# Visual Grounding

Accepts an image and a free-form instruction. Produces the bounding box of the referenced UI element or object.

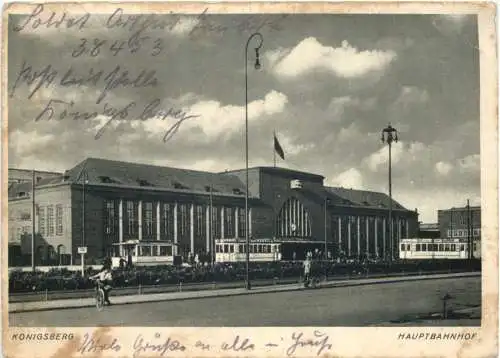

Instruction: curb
[9,272,480,313]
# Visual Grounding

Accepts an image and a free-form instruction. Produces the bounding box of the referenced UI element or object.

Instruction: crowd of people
[8,258,479,294]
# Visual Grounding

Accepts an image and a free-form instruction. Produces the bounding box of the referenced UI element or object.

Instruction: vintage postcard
[2,1,498,357]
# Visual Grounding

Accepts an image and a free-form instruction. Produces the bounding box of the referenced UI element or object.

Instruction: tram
[109,238,282,267]
[399,238,481,259]
[110,240,174,267]
[215,239,282,262]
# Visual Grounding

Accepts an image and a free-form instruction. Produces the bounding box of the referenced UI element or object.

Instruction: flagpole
[273,131,276,167]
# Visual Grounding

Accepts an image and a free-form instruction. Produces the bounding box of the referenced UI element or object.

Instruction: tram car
[109,239,283,267]
[110,240,175,267]
[399,237,481,260]
[215,239,282,262]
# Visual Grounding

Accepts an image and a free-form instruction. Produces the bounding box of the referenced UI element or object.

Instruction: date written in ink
[72,35,164,58]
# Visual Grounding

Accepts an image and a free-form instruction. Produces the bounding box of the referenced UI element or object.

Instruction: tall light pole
[324,196,328,260]
[209,177,214,266]
[31,170,36,272]
[245,32,263,290]
[79,166,89,275]
[381,123,398,261]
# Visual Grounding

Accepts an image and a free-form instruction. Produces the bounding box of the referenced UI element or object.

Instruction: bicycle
[90,278,105,311]
[304,275,321,289]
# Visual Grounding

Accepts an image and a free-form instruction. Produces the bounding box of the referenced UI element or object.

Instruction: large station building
[8,158,419,266]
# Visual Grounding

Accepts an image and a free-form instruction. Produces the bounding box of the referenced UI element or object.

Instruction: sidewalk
[9,272,479,313]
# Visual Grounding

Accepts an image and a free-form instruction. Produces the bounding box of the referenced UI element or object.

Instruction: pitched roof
[63,157,247,195]
[8,175,66,199]
[224,166,324,181]
[325,186,409,211]
[9,168,61,180]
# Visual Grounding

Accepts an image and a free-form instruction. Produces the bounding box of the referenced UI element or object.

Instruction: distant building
[8,157,419,266]
[400,206,481,260]
[8,168,61,185]
[418,222,440,239]
[438,205,481,257]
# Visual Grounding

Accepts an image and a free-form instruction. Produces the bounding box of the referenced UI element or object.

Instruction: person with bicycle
[90,258,113,306]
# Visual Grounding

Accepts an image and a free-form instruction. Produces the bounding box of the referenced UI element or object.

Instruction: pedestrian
[303,257,311,285]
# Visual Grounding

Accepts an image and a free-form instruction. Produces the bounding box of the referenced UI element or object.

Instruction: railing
[9,268,479,303]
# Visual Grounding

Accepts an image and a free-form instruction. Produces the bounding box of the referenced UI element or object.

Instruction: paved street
[10,276,480,327]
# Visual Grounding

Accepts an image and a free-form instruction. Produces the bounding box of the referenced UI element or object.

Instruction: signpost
[78,246,87,275]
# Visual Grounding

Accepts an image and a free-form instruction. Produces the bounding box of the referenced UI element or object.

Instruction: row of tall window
[331,215,408,256]
[447,228,481,238]
[447,210,481,226]
[104,200,248,240]
[275,197,312,237]
[38,205,64,237]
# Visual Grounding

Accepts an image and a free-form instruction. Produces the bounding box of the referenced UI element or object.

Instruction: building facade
[8,158,419,266]
[418,223,440,239]
[438,205,481,258]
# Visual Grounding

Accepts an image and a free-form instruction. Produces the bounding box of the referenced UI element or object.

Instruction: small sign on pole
[78,247,87,275]
[78,247,87,254]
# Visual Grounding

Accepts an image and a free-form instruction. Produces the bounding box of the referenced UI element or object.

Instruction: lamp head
[254,48,261,70]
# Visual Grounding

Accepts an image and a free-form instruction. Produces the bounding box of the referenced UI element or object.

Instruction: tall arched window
[276,197,312,238]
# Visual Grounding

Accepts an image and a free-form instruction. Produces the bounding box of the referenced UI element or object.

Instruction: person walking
[303,257,311,285]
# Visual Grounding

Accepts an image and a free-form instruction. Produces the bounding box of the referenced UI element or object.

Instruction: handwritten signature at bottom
[34,97,200,142]
[286,331,333,357]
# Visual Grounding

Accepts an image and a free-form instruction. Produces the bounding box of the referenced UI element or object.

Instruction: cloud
[330,168,364,189]
[397,188,481,223]
[364,141,404,172]
[118,90,288,140]
[432,14,472,35]
[10,129,55,157]
[327,96,377,122]
[458,154,480,172]
[266,37,396,79]
[274,133,315,156]
[435,161,453,176]
[394,86,429,106]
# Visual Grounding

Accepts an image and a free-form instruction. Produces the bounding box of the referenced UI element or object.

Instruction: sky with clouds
[7,9,480,223]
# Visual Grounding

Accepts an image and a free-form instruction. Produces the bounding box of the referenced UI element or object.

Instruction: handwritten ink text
[13,4,90,33]
[286,331,332,357]
[77,333,121,355]
[10,62,159,104]
[132,333,186,358]
[221,335,255,352]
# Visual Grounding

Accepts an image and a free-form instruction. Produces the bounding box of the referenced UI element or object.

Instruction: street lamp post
[324,197,328,260]
[381,123,399,261]
[31,170,36,272]
[81,169,87,275]
[245,32,263,290]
